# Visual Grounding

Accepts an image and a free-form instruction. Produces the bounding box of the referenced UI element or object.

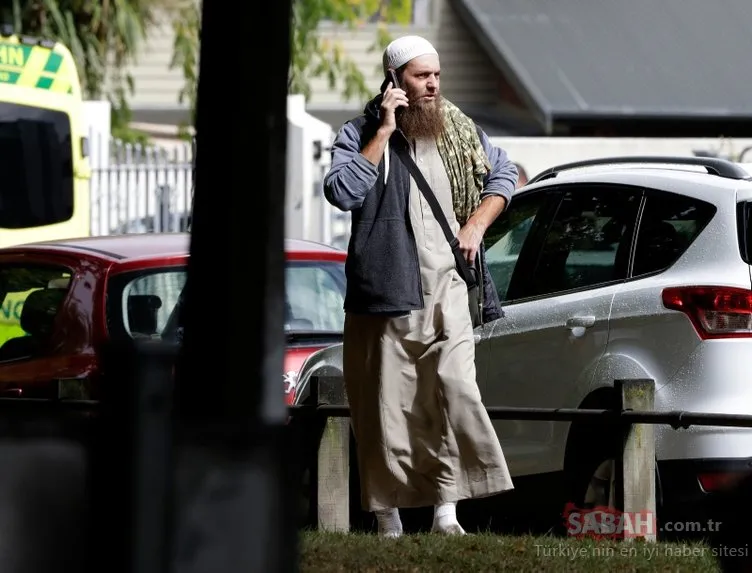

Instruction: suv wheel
[568,445,622,510]
[582,458,619,508]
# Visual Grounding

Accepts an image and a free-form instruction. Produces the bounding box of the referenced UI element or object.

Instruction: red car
[282,239,347,403]
[0,233,346,403]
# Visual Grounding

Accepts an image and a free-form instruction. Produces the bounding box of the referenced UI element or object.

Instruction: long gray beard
[399,96,444,139]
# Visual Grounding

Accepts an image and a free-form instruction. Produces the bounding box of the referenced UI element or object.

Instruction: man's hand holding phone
[380,69,409,136]
[361,69,409,166]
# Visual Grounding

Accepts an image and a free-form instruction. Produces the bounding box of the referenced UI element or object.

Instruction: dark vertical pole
[170,0,294,571]
[89,341,177,573]
[0,407,88,573]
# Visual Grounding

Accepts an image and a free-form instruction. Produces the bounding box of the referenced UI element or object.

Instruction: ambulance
[0,30,91,344]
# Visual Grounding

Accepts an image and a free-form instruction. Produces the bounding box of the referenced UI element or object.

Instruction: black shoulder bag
[393,139,483,328]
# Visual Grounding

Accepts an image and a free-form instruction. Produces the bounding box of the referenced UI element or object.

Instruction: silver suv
[295,156,752,529]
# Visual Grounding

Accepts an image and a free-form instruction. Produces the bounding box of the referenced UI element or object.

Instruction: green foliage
[289,0,413,102]
[167,0,414,127]
[110,103,150,145]
[170,0,199,137]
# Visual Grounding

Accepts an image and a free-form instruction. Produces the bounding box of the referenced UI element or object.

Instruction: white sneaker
[432,502,466,535]
[431,518,466,535]
[380,530,402,539]
[375,508,403,538]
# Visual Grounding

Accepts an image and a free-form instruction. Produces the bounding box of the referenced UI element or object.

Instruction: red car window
[285,260,345,333]
[0,263,72,361]
[107,267,187,341]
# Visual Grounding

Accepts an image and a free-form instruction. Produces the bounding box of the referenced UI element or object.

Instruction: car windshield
[285,260,346,333]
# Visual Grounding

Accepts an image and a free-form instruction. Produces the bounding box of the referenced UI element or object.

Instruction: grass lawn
[298,530,730,572]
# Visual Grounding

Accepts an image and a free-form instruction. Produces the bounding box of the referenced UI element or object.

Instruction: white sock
[434,501,457,521]
[432,502,466,534]
[375,508,402,537]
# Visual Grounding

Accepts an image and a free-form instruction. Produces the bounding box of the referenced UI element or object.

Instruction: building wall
[119,13,187,111]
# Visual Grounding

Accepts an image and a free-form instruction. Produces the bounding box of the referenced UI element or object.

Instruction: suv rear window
[739,202,752,264]
[632,192,716,277]
[0,264,72,361]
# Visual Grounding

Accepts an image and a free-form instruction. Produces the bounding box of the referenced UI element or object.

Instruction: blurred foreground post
[169,0,295,572]
[0,402,88,573]
[89,341,177,573]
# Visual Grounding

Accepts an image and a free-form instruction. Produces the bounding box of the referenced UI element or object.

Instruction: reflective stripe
[0,43,71,92]
[16,46,46,87]
[43,52,62,74]
[50,74,70,94]
[0,71,19,84]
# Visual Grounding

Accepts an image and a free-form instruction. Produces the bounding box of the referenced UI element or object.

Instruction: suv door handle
[566,315,596,328]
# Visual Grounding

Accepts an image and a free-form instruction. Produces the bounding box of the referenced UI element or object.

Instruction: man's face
[400,54,440,110]
[397,54,443,139]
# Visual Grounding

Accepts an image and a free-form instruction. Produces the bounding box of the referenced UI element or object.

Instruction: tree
[169,0,414,134]
[169,0,200,137]
[288,0,412,101]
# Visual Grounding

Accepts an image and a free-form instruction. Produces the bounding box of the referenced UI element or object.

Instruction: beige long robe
[343,136,514,512]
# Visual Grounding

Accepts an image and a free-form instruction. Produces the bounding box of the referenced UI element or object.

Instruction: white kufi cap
[382,35,438,75]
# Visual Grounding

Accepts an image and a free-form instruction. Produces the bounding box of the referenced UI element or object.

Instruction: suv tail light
[697,471,749,493]
[662,286,752,339]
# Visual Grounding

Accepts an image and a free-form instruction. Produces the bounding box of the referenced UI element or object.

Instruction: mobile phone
[385,68,404,119]
[387,68,400,90]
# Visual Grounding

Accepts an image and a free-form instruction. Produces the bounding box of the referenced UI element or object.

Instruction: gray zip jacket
[323,96,518,316]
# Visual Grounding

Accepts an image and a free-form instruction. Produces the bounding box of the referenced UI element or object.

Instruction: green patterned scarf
[436,99,491,226]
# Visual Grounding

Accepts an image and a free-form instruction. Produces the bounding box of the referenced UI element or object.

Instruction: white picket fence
[88,96,345,245]
[89,134,194,237]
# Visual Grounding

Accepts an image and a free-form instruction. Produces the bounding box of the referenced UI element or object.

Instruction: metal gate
[90,136,194,237]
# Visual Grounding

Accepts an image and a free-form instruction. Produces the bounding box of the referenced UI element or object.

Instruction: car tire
[561,427,663,539]
[558,424,623,537]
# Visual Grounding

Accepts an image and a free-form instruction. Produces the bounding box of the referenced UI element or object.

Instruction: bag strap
[392,134,478,288]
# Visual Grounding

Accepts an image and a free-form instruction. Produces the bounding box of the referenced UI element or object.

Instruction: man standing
[323,35,517,537]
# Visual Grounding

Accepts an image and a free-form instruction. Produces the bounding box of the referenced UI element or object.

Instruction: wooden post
[617,379,657,542]
[315,375,350,532]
